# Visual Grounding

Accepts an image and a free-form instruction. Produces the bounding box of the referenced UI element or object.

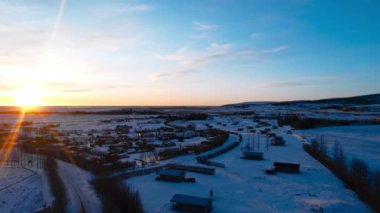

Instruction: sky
[0,0,379,106]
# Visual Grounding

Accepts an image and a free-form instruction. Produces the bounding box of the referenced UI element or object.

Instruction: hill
[225,93,380,107]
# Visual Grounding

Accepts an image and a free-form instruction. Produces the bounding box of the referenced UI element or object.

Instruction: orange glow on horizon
[11,87,45,109]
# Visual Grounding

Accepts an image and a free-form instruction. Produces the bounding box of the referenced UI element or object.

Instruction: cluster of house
[30,120,220,170]
[155,167,214,212]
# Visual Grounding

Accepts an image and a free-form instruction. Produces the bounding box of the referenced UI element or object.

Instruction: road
[57,160,102,213]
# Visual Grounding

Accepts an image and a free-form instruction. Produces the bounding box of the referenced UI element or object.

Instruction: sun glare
[12,87,44,109]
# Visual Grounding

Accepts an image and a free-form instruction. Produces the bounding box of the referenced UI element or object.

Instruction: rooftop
[157,169,185,177]
[170,194,212,207]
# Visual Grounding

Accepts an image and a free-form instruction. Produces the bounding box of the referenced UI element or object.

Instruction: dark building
[168,163,215,175]
[273,162,300,173]
[241,151,264,160]
[156,170,185,182]
[171,194,212,213]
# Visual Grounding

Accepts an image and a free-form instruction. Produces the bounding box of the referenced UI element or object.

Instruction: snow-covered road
[57,160,102,213]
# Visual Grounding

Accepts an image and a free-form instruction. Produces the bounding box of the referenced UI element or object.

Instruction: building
[241,151,264,160]
[168,163,216,175]
[271,136,285,146]
[170,194,212,213]
[273,162,300,173]
[156,170,185,182]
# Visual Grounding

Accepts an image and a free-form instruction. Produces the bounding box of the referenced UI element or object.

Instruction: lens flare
[12,87,44,108]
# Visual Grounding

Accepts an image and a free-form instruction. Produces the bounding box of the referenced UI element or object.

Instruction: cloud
[158,43,287,70]
[193,21,217,31]
[151,69,199,80]
[154,73,171,79]
[188,21,216,40]
[188,33,209,40]
[0,22,53,68]
[265,78,329,88]
[42,81,130,93]
[250,33,262,39]
[92,3,155,16]
[157,43,254,69]
[83,34,135,50]
[264,45,288,53]
[117,4,155,13]
[0,2,28,14]
[177,69,198,75]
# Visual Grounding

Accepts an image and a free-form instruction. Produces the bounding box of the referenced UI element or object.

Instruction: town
[0,94,379,212]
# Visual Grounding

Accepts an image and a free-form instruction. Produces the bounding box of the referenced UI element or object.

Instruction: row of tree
[91,177,143,213]
[278,115,351,129]
[304,137,380,212]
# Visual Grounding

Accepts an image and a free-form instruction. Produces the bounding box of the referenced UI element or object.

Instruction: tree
[373,172,380,210]
[91,178,143,213]
[333,141,346,178]
[350,158,371,201]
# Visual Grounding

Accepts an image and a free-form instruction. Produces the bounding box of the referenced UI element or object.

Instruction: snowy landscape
[1,0,379,212]
[0,94,379,212]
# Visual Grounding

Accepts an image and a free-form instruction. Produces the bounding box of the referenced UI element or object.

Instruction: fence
[0,148,44,169]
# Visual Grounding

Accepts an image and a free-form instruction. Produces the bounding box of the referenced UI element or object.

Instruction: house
[273,162,300,173]
[176,130,197,139]
[140,132,156,138]
[260,128,271,134]
[170,194,212,213]
[241,151,264,160]
[271,136,285,146]
[160,141,176,147]
[156,170,186,182]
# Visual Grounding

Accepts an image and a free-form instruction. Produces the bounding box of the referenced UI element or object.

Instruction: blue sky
[0,0,379,105]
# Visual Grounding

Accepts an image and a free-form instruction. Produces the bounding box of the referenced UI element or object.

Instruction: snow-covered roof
[170,194,211,207]
[157,170,185,177]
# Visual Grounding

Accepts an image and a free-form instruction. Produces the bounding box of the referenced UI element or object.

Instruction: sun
[12,87,45,109]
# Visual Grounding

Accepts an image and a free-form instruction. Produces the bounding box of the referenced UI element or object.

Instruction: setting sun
[12,87,44,108]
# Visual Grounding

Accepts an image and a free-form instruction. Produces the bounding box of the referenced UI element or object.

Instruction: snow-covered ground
[128,128,372,212]
[0,105,378,212]
[297,125,380,170]
[0,167,53,212]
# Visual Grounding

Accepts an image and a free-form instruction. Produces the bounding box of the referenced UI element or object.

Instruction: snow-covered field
[298,125,380,170]
[128,129,372,213]
[0,167,53,212]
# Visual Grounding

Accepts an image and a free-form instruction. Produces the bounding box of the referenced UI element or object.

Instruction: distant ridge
[278,93,380,105]
[224,93,380,107]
